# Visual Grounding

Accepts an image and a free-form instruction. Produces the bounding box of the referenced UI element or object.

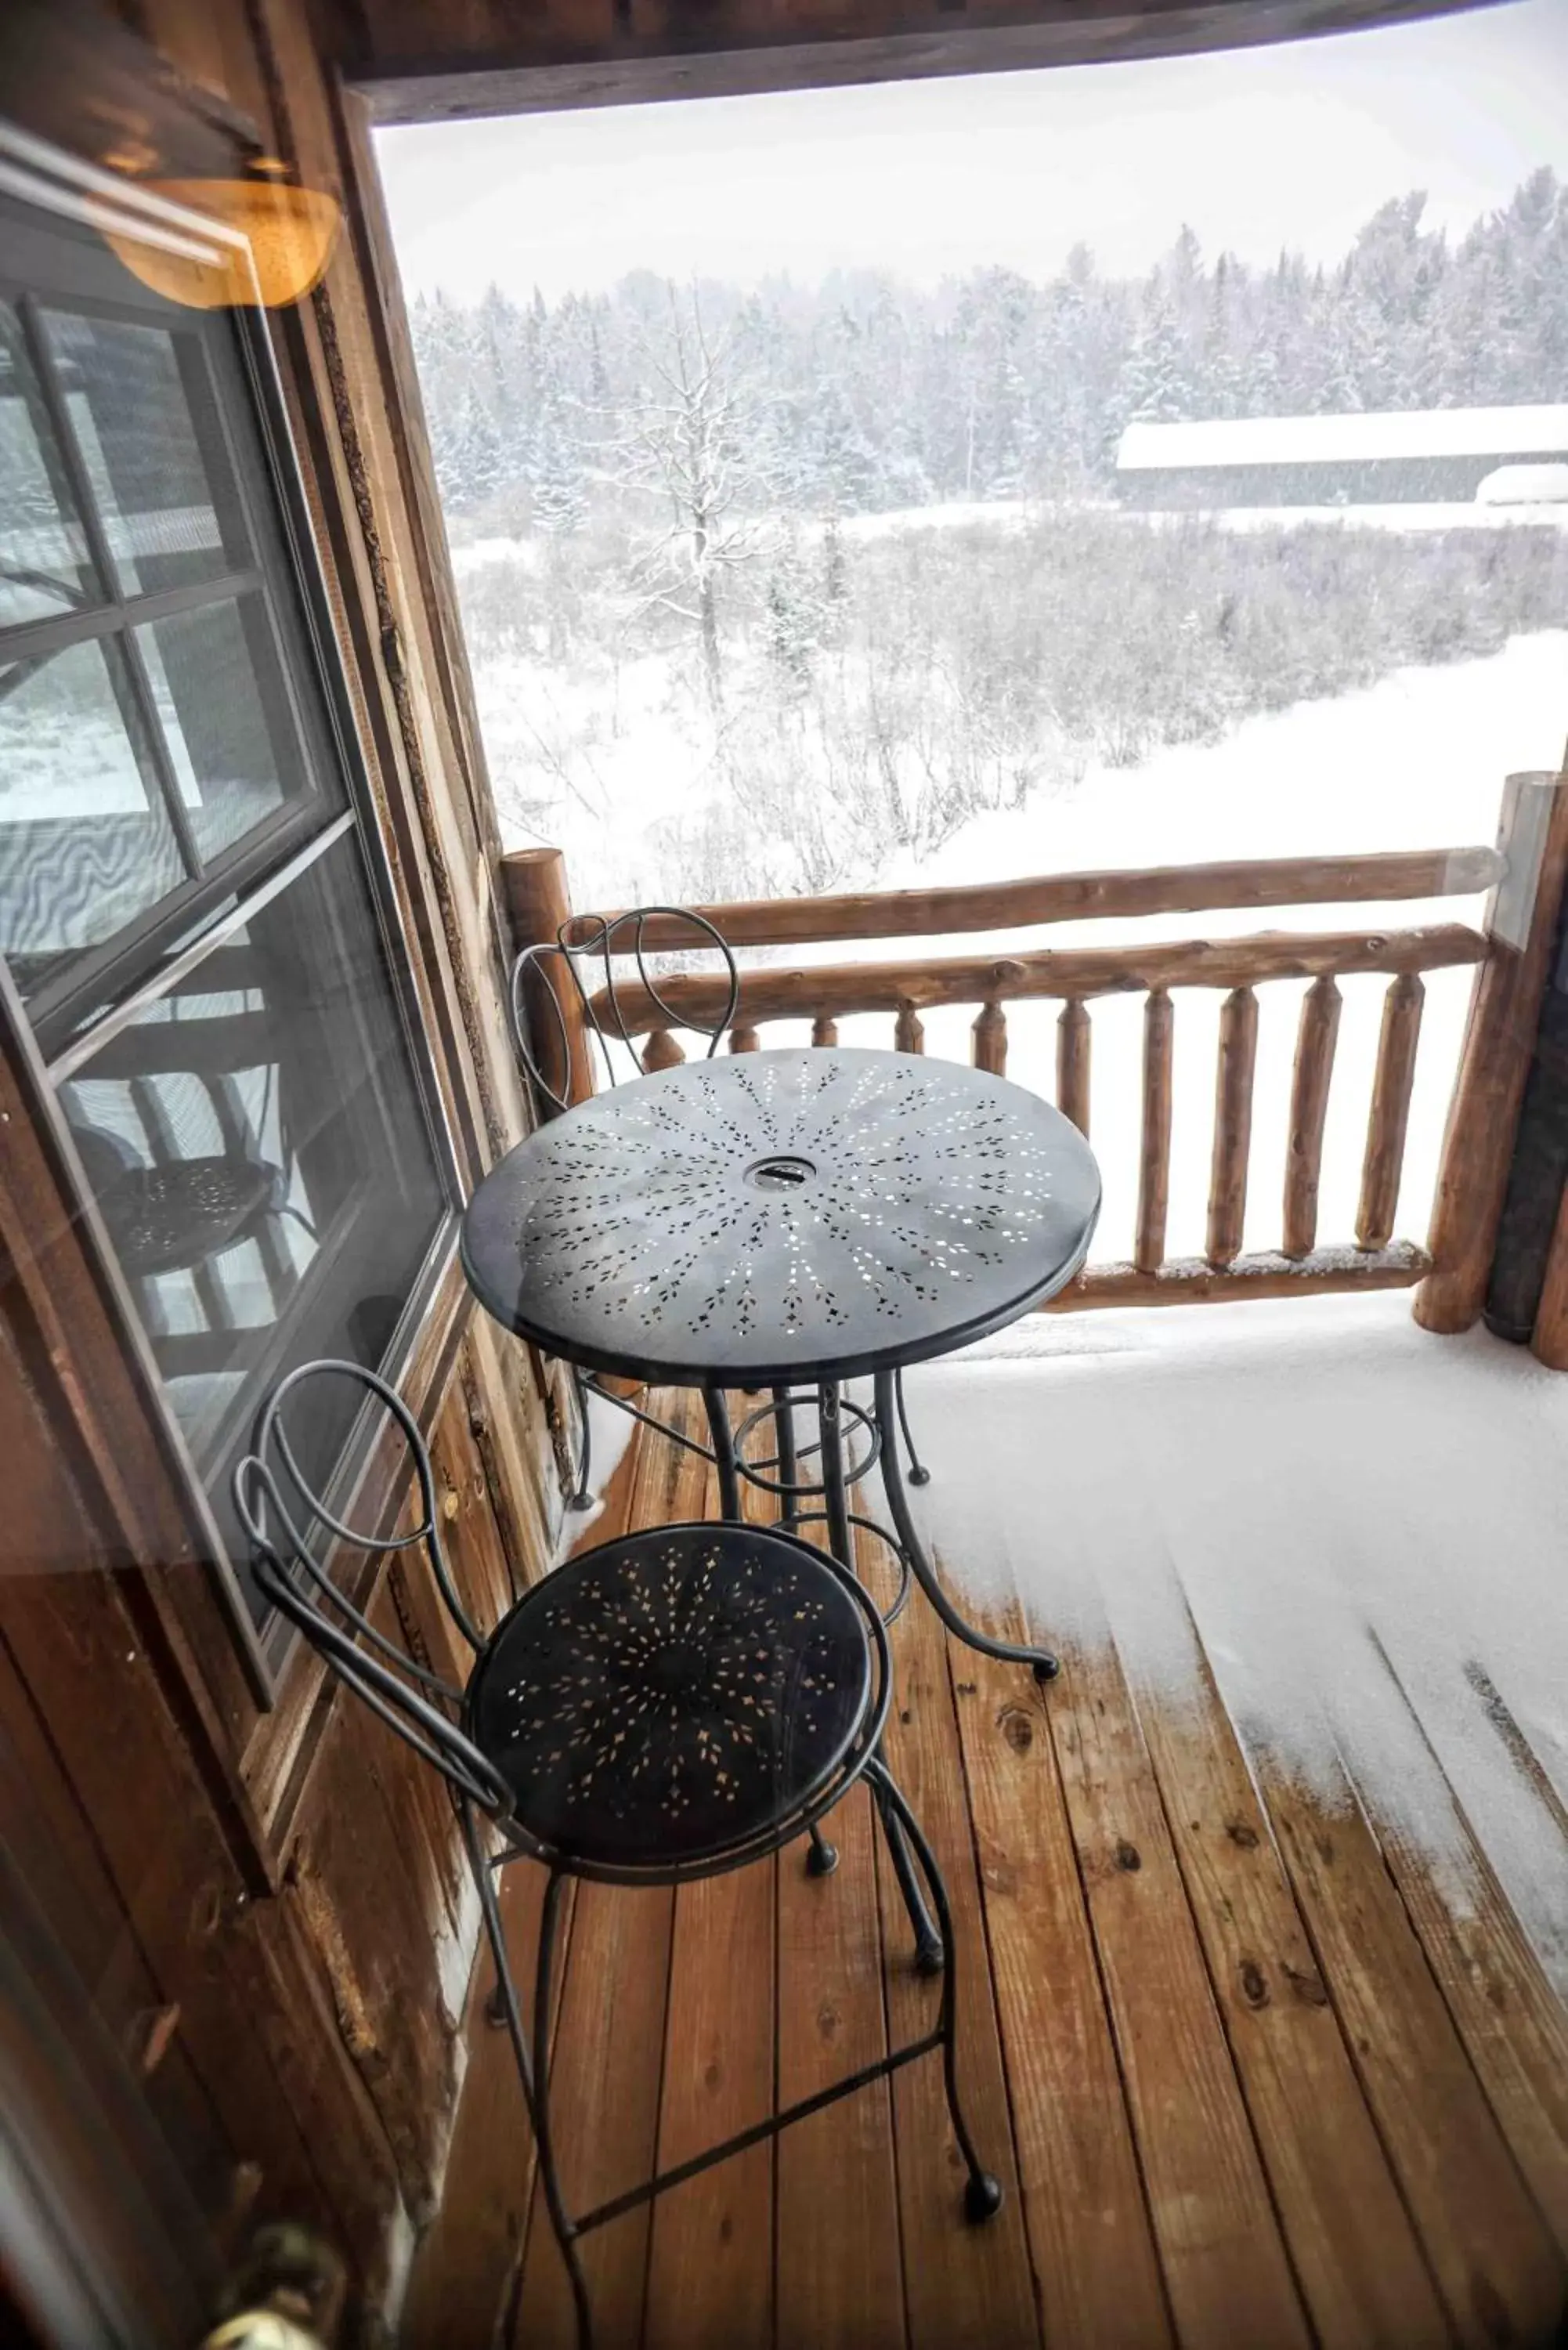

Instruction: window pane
[40,310,242,596]
[0,638,186,998]
[0,301,99,624]
[136,595,302,861]
[60,828,446,1612]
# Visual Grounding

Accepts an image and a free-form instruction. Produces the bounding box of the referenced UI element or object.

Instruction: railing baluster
[1283,975,1342,1259]
[1136,988,1173,1273]
[1207,985,1259,1268]
[971,1000,1007,1076]
[642,1030,685,1072]
[811,1014,839,1048]
[1357,973,1425,1250]
[1057,1000,1091,1136]
[894,1005,925,1054]
[729,1025,761,1054]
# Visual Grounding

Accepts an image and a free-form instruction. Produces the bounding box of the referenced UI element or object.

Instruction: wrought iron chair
[234,1360,1003,2350]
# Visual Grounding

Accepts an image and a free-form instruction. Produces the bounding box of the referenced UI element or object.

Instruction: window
[1,183,450,1620]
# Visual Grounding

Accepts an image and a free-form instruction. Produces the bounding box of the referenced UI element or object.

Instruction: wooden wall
[0,0,569,2332]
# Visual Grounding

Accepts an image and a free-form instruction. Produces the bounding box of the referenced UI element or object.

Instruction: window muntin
[2,183,452,1632]
[1,201,341,1046]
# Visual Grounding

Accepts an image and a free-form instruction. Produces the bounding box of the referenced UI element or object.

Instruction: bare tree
[601,287,778,703]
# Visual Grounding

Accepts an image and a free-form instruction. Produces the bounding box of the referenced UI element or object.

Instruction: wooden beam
[1415,771,1568,1334]
[1042,1244,1429,1311]
[1282,975,1341,1260]
[1207,986,1259,1268]
[348,1,1497,125]
[1134,989,1173,1274]
[1357,974,1424,1251]
[1056,1000,1091,1137]
[587,924,1487,1036]
[537,844,1504,955]
[1530,1179,1568,1371]
[504,845,595,1110]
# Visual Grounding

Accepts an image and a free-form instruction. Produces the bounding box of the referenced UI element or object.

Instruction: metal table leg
[822,1379,943,1970]
[873,1368,1059,1683]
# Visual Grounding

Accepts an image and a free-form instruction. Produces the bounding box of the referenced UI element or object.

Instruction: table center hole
[746,1153,818,1192]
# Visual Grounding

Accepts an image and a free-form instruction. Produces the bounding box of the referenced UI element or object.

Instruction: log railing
[502,774,1568,1336]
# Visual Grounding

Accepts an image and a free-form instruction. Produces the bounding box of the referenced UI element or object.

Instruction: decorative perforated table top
[461,1047,1101,1387]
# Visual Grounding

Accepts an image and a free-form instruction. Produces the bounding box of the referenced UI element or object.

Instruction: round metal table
[463,1047,1100,1683]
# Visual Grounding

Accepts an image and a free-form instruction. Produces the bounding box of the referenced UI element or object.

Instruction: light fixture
[103,158,341,311]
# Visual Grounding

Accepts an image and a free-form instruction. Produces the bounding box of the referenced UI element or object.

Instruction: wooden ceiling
[338,0,1496,123]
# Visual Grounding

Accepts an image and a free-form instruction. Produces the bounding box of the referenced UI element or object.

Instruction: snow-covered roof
[1117,406,1568,472]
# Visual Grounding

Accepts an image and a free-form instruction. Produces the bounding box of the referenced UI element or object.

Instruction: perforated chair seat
[466,1520,875,1873]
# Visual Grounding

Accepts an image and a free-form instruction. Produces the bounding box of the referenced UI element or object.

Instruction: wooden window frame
[0,119,465,1705]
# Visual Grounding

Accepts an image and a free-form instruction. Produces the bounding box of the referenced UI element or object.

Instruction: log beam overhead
[345,0,1494,121]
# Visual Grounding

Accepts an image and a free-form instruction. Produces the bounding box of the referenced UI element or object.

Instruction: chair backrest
[232,1359,513,1816]
[511,904,740,1118]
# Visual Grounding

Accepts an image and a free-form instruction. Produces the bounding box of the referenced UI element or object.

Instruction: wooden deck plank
[1122,1610,1450,2348]
[875,1560,1039,2350]
[514,1395,704,2350]
[776,1777,908,2350]
[642,1397,777,2350]
[1342,1639,1568,2265]
[641,1859,776,2350]
[949,1610,1172,2350]
[1045,1632,1314,2350]
[1247,1748,1566,2348]
[770,1495,905,2349]
[399,1860,548,2350]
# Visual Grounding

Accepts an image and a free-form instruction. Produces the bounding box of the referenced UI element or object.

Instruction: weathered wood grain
[587,924,1484,1036]
[1357,973,1425,1250]
[1282,975,1341,1259]
[1206,986,1259,1268]
[545,845,1503,954]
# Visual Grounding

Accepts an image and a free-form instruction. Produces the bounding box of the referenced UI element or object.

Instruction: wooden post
[1530,1179,1568,1368]
[1282,976,1342,1259]
[1136,989,1173,1274]
[811,1015,838,1048]
[971,1000,1007,1076]
[1056,1000,1091,1137]
[1207,987,1259,1268]
[894,1005,925,1055]
[1357,975,1425,1251]
[728,1025,761,1054]
[1415,770,1568,1334]
[642,1030,686,1072]
[502,846,594,1114]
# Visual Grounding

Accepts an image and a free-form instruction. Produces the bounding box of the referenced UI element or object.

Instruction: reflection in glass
[60,831,446,1606]
[40,309,240,597]
[138,597,297,861]
[0,638,187,996]
[0,302,98,625]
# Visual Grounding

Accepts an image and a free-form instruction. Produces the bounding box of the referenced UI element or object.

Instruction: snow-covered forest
[408,169,1568,909]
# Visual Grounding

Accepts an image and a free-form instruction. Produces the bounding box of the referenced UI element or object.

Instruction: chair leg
[865,1763,1003,2223]
[872,1776,945,1978]
[893,1367,931,1486]
[806,1820,840,1877]
[569,1365,595,1512]
[461,1812,594,2350]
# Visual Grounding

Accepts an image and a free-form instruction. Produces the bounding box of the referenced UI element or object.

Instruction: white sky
[376,0,1568,305]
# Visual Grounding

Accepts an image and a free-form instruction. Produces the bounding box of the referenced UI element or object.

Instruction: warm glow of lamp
[103,161,341,311]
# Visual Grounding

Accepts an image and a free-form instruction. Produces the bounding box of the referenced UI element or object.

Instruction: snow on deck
[892,1289,1568,1994]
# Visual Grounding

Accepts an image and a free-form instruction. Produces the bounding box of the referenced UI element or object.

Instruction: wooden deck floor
[403,1334,1568,2350]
